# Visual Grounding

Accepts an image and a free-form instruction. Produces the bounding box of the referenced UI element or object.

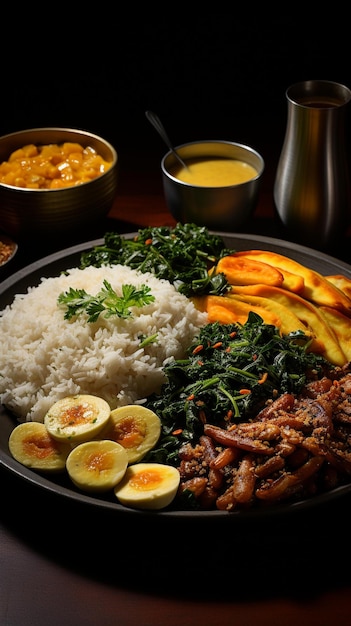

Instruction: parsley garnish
[57,280,155,323]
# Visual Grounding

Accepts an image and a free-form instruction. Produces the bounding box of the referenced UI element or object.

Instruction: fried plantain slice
[193,293,323,354]
[194,294,282,327]
[227,284,347,366]
[234,250,351,315]
[214,253,304,293]
[318,306,351,362]
[324,274,351,301]
[214,255,284,287]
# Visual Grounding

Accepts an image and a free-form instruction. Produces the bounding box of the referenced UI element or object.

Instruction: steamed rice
[0,264,208,422]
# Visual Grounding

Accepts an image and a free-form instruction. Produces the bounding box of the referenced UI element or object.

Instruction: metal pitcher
[274,80,351,250]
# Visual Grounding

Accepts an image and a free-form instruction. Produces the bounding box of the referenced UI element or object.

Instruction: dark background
[1,10,350,179]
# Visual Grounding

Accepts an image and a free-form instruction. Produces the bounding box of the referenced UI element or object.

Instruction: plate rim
[1,230,351,520]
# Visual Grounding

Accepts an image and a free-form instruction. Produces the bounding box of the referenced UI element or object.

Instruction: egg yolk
[23,434,58,459]
[129,469,163,491]
[112,417,145,448]
[60,404,95,427]
[86,451,114,472]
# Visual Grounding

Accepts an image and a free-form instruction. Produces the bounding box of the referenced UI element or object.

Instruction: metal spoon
[145,110,189,170]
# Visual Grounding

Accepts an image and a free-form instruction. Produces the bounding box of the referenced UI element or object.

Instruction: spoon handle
[145,110,188,169]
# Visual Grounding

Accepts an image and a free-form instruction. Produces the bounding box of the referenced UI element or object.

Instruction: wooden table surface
[1,149,351,626]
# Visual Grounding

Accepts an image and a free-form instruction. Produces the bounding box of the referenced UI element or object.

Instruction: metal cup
[274,80,351,250]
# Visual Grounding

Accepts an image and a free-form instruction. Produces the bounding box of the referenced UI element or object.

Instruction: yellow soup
[170,157,258,187]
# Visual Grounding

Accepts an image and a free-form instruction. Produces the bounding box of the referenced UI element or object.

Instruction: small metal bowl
[161,140,264,231]
[0,127,119,241]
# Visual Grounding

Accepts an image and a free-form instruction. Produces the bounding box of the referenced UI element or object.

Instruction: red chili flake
[187,394,195,401]
[212,342,223,349]
[252,354,258,361]
[239,389,251,395]
[229,331,237,338]
[192,345,204,355]
[258,372,268,384]
[225,409,233,420]
[145,238,153,245]
[172,428,183,436]
[225,347,231,353]
[197,360,204,366]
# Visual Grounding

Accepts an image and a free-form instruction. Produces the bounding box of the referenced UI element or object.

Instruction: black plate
[1,232,351,520]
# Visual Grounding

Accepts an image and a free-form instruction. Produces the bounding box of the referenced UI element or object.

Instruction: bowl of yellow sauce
[161,140,264,230]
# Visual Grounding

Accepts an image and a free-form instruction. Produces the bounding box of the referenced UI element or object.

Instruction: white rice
[0,264,208,422]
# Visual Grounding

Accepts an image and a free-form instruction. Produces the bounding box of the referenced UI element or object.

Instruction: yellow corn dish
[0,142,112,189]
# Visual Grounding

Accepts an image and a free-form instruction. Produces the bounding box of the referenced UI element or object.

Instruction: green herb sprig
[57,280,155,323]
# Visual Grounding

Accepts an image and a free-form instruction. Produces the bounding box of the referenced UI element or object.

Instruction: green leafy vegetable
[79,223,232,297]
[144,313,332,465]
[57,279,155,323]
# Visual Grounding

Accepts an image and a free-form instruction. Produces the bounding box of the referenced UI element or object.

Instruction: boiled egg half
[114,462,180,510]
[9,422,71,472]
[99,404,161,463]
[66,439,128,492]
[44,394,111,443]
